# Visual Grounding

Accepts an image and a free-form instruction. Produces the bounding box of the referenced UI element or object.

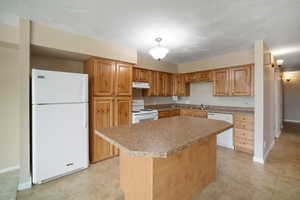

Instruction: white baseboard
[275,129,282,138]
[284,119,300,123]
[253,156,264,164]
[0,166,20,174]
[18,176,32,191]
[264,140,275,161]
[253,140,275,164]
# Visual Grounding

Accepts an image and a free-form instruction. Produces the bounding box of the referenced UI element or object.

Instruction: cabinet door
[93,59,115,96]
[114,97,132,155]
[153,71,160,96]
[139,69,150,82]
[133,67,140,82]
[158,72,165,96]
[230,65,252,96]
[91,97,114,162]
[115,62,132,96]
[166,74,173,96]
[213,69,230,96]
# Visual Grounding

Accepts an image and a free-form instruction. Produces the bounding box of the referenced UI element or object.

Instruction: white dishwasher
[208,113,234,149]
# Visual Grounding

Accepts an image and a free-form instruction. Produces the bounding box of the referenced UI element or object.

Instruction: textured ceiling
[1,0,300,66]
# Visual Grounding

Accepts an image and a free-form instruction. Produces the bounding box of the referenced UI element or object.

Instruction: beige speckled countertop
[95,116,233,158]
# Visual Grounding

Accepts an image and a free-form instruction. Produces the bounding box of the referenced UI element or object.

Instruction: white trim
[253,139,275,164]
[253,156,264,164]
[284,119,300,123]
[0,166,20,174]
[275,129,282,138]
[264,139,275,161]
[18,176,32,191]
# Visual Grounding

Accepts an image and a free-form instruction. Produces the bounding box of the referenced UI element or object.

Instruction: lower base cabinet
[158,109,207,119]
[233,113,254,154]
[91,97,131,163]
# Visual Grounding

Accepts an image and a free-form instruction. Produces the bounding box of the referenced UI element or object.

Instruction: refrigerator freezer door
[32,69,88,104]
[32,103,89,184]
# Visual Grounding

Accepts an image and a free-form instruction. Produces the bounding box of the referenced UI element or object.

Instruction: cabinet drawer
[234,128,253,139]
[235,113,254,122]
[235,121,254,131]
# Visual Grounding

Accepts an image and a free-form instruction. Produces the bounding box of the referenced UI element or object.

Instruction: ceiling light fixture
[149,38,169,61]
[277,59,284,66]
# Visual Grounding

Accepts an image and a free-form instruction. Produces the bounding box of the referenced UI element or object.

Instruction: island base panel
[120,135,216,200]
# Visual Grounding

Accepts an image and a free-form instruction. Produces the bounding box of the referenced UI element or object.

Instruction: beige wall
[0,46,20,171]
[177,49,254,73]
[31,22,137,64]
[137,52,178,73]
[31,56,84,73]
[283,71,300,122]
[0,24,18,47]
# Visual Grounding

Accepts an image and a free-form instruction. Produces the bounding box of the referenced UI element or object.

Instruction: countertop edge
[95,123,233,158]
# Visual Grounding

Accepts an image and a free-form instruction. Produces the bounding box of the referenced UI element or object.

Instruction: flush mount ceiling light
[149,38,169,61]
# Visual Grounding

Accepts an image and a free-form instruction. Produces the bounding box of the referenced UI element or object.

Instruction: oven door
[132,113,157,124]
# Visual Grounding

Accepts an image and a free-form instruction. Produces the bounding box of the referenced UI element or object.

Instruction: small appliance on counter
[132,99,158,124]
[31,69,89,184]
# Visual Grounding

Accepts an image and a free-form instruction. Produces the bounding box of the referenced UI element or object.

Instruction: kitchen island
[96,116,233,200]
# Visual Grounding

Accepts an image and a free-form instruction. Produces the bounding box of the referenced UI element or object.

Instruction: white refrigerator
[32,69,89,184]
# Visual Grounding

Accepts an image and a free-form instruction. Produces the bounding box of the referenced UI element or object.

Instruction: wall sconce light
[283,72,292,82]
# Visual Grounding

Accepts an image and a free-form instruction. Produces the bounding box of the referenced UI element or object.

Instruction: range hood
[132,82,150,89]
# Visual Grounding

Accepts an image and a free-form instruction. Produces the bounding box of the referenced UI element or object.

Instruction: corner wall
[254,40,277,163]
[0,46,20,172]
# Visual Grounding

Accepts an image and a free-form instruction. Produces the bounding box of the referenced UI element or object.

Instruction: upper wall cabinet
[85,58,133,97]
[230,64,253,96]
[213,68,230,96]
[133,67,150,82]
[185,71,213,83]
[115,62,132,96]
[91,59,116,96]
[213,64,253,97]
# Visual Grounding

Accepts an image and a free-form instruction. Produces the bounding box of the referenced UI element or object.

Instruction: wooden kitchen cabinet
[230,64,253,96]
[158,109,180,119]
[180,109,207,118]
[185,71,212,83]
[85,57,132,163]
[113,97,132,155]
[163,73,173,96]
[173,74,190,96]
[213,64,254,97]
[234,113,254,154]
[91,97,115,162]
[115,62,132,96]
[85,58,115,97]
[213,68,230,96]
[133,67,150,83]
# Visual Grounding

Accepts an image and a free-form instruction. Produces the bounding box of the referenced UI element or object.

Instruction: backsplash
[176,82,254,107]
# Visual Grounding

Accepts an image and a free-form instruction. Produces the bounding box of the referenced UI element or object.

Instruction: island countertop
[95,116,233,158]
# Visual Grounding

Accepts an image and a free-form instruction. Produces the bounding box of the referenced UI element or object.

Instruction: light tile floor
[18,123,300,200]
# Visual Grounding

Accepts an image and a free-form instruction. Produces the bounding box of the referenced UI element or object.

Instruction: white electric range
[132,100,158,124]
